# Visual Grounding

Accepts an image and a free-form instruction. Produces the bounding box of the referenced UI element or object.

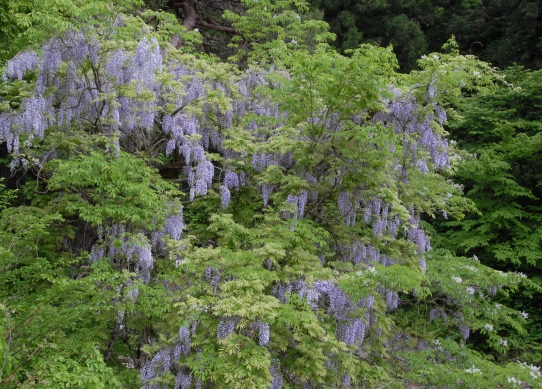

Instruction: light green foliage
[401,338,542,388]
[0,199,127,386]
[0,0,143,62]
[47,150,175,227]
[223,0,335,64]
[172,214,384,388]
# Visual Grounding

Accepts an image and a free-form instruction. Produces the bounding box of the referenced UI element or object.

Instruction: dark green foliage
[435,67,542,363]
[0,195,126,386]
[313,0,542,71]
[437,67,542,267]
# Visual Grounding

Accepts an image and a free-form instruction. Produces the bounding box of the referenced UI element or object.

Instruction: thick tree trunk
[170,0,198,49]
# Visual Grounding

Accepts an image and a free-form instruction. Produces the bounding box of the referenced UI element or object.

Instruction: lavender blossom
[271,282,292,304]
[338,319,365,345]
[487,284,498,296]
[178,326,191,356]
[224,170,239,189]
[217,317,238,340]
[313,280,351,320]
[220,185,231,208]
[385,290,399,311]
[174,372,192,389]
[261,184,273,207]
[342,374,351,388]
[297,191,308,219]
[258,321,270,346]
[252,153,266,172]
[7,51,40,80]
[164,205,184,240]
[460,325,470,340]
[41,41,63,76]
[270,362,283,389]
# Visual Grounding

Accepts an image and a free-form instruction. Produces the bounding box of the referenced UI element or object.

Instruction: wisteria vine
[0,24,469,389]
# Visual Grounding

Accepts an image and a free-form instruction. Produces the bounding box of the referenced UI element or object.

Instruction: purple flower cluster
[373,88,451,173]
[270,361,284,389]
[7,51,40,80]
[204,266,221,289]
[405,217,430,253]
[487,284,498,296]
[349,242,396,267]
[224,170,240,189]
[429,307,448,326]
[151,205,184,253]
[259,183,273,207]
[342,374,351,388]
[191,160,214,197]
[312,280,352,320]
[385,290,399,311]
[252,152,276,172]
[217,317,238,340]
[220,185,231,208]
[284,191,308,219]
[140,347,172,384]
[90,227,155,284]
[178,326,191,356]
[337,319,366,345]
[459,324,470,340]
[174,372,192,389]
[258,321,270,346]
[271,282,293,304]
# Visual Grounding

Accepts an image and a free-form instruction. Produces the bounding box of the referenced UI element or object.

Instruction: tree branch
[199,21,237,34]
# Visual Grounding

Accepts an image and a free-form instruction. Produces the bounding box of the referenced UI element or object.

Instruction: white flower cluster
[484,323,493,332]
[464,365,482,374]
[452,276,462,283]
[431,339,443,351]
[507,376,521,386]
[519,362,541,379]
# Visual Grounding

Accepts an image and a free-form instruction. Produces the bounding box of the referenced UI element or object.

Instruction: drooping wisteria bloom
[261,184,273,207]
[174,372,192,389]
[140,347,172,384]
[337,319,366,346]
[217,317,238,340]
[271,282,292,304]
[258,321,270,346]
[220,185,231,208]
[164,205,184,240]
[312,280,352,320]
[297,190,308,219]
[270,361,284,389]
[224,170,239,189]
[487,284,498,296]
[460,325,470,340]
[7,51,40,80]
[178,326,191,356]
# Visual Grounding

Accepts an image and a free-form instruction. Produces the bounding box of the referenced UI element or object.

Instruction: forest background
[0,0,542,388]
